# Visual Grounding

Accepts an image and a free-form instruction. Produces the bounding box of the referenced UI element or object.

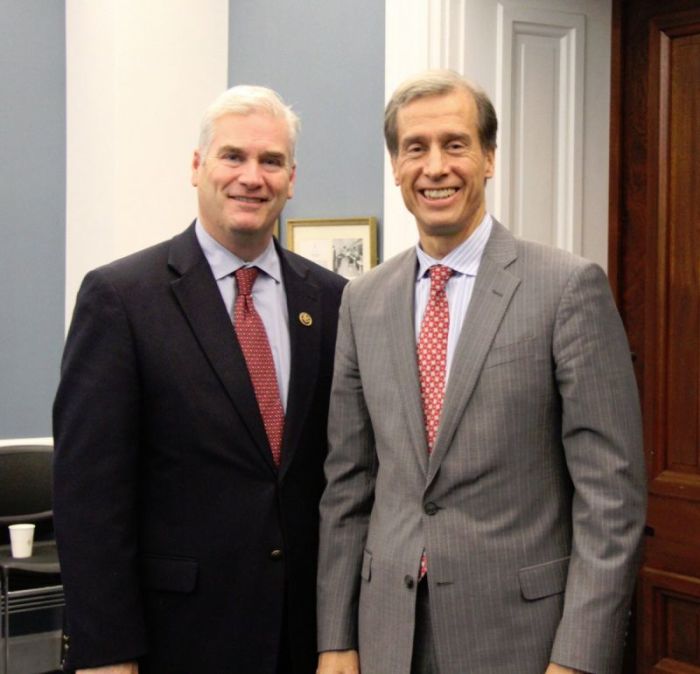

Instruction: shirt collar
[415,213,493,281]
[195,219,282,284]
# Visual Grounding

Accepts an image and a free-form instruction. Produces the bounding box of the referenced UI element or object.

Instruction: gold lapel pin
[298,312,313,327]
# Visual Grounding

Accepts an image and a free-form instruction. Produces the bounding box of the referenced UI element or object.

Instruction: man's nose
[423,147,447,178]
[238,160,263,186]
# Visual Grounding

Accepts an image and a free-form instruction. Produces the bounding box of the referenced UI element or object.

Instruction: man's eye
[447,142,466,152]
[406,144,424,155]
[221,152,243,163]
[263,157,284,167]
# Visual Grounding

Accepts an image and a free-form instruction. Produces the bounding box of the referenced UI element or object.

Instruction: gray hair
[198,84,301,162]
[384,69,497,157]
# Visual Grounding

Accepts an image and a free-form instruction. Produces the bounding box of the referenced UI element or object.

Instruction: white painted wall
[65,0,229,327]
[383,0,612,268]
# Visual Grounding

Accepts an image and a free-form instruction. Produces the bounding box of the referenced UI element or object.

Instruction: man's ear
[287,163,296,199]
[191,149,202,187]
[484,149,495,180]
[391,155,400,186]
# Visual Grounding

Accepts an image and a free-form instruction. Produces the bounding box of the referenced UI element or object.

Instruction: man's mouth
[421,188,458,200]
[229,195,268,203]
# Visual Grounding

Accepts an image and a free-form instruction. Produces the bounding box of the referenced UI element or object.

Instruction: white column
[383,0,441,260]
[65,0,229,326]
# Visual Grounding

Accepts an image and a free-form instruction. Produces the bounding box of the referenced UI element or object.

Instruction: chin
[227,221,269,236]
[421,221,465,235]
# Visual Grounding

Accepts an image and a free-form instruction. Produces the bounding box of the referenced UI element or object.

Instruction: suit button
[270,549,283,560]
[404,575,415,589]
[424,501,440,516]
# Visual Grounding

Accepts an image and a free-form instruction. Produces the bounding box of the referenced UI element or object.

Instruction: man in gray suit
[316,70,646,674]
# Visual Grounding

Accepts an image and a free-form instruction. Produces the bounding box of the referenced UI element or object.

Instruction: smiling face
[191,111,295,260]
[391,88,495,258]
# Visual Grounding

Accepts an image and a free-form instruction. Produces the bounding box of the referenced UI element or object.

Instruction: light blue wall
[0,0,66,438]
[228,0,385,257]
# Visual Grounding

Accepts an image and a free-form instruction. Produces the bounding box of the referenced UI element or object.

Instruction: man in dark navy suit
[54,85,346,674]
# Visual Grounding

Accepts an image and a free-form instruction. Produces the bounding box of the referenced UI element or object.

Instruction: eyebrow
[444,132,473,145]
[260,150,288,163]
[400,134,425,149]
[401,131,473,149]
[216,145,243,157]
[215,146,288,164]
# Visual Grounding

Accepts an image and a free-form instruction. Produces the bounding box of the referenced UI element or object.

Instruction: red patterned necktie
[417,264,453,453]
[234,267,284,466]
[416,264,453,578]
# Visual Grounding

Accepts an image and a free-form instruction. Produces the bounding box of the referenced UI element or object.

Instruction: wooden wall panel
[645,9,700,501]
[610,2,700,671]
[640,568,700,672]
[666,31,700,473]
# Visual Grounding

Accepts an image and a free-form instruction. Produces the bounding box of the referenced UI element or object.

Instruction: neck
[419,209,485,259]
[209,227,273,262]
[227,236,272,262]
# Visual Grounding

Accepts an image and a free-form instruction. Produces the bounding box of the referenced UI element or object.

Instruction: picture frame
[286,217,378,279]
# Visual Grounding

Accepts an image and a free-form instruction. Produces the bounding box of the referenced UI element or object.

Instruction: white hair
[198,84,301,161]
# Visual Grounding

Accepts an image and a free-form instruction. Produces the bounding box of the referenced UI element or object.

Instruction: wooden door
[610,0,700,671]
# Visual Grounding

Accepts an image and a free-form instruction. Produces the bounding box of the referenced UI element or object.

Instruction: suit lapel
[387,249,431,475]
[427,222,521,485]
[168,225,275,472]
[277,245,322,479]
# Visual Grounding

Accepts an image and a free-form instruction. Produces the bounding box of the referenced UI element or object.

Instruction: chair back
[0,444,54,526]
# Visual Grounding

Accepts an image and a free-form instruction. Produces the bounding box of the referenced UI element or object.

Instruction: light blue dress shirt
[195,220,290,410]
[414,213,493,382]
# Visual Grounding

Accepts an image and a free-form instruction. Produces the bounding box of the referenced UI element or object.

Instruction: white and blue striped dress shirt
[195,220,291,410]
[414,213,493,382]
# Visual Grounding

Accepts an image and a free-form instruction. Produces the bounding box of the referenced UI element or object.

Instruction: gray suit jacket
[317,221,646,674]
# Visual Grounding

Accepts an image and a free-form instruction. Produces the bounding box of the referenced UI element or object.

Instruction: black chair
[0,445,63,674]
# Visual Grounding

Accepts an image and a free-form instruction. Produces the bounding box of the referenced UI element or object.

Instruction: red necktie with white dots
[416,264,453,578]
[234,267,284,466]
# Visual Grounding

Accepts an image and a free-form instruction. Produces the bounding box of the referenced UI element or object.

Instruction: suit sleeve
[317,285,377,651]
[53,269,148,669]
[549,262,646,674]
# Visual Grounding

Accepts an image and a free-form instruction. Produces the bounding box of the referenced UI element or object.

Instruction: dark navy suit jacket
[53,223,346,673]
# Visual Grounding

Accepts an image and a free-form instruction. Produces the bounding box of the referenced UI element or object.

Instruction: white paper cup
[8,523,35,558]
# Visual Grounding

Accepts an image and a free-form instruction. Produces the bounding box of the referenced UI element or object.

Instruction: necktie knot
[235,266,259,297]
[428,265,453,296]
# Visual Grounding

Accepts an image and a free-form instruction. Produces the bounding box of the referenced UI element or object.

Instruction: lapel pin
[298,312,313,327]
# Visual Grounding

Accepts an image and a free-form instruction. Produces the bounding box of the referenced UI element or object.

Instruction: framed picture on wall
[286,217,378,279]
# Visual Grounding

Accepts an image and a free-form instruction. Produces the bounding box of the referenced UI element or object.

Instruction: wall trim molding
[496,5,585,254]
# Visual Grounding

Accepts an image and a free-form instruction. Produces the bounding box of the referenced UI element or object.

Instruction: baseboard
[0,438,53,448]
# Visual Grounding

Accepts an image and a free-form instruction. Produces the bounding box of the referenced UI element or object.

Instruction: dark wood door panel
[611,1,700,671]
[645,8,700,504]
[639,567,700,673]
[644,534,700,582]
